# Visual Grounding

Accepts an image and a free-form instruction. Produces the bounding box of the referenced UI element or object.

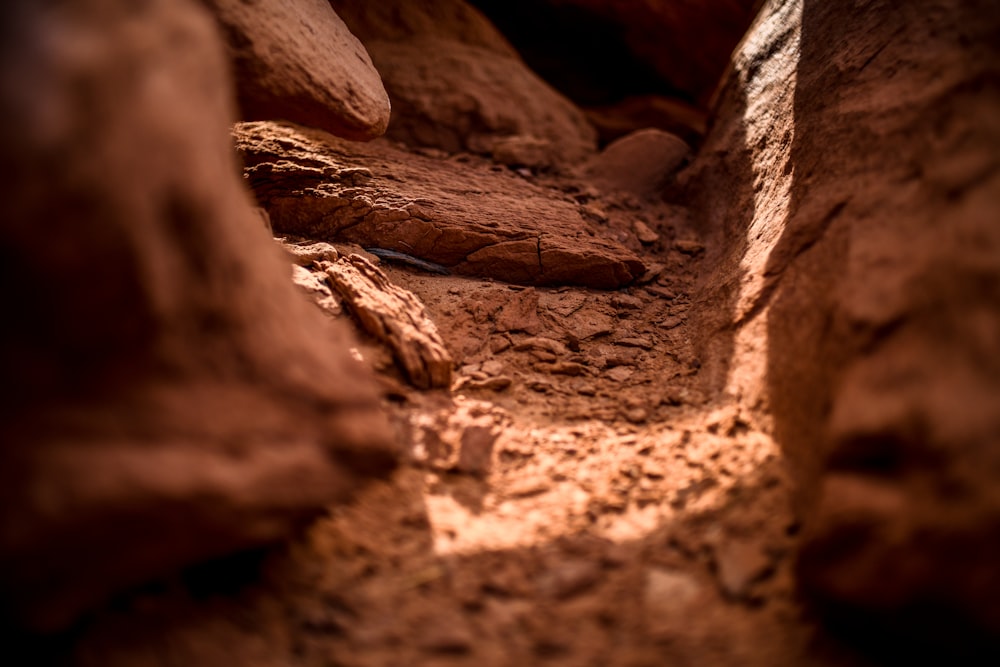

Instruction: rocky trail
[60,132,862,667]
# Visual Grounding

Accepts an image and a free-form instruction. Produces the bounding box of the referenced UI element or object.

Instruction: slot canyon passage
[1,0,999,664]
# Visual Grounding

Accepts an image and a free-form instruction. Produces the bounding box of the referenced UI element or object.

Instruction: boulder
[687,0,1000,651]
[235,121,645,289]
[583,128,691,198]
[204,0,390,140]
[0,0,397,630]
[328,0,597,165]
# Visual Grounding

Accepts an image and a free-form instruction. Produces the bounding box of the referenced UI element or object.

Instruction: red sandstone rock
[583,128,691,198]
[688,0,1000,648]
[329,0,597,165]
[205,0,390,140]
[0,0,397,630]
[235,121,645,289]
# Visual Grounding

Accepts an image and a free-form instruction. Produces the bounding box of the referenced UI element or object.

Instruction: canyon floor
[59,146,874,667]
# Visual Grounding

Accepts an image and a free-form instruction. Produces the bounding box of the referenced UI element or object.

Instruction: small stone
[612,294,645,311]
[457,424,499,475]
[585,129,690,197]
[634,220,659,244]
[544,361,587,376]
[481,360,505,376]
[537,560,602,599]
[490,134,555,169]
[644,568,703,637]
[659,315,684,329]
[645,285,677,301]
[508,476,552,498]
[637,263,665,285]
[467,376,513,392]
[283,241,339,266]
[513,336,570,356]
[643,463,665,479]
[490,336,512,353]
[624,408,648,424]
[674,239,705,255]
[581,203,609,223]
[613,337,654,350]
[606,367,634,382]
[713,540,773,600]
[528,378,554,393]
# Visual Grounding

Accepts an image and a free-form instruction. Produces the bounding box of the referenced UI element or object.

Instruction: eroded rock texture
[689,0,1000,649]
[235,121,645,289]
[204,0,390,140]
[0,0,396,630]
[328,0,597,165]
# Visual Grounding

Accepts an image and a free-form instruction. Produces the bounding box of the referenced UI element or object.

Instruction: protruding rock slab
[236,121,645,289]
[325,255,452,390]
[205,0,390,140]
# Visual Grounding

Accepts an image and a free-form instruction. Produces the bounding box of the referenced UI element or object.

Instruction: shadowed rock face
[204,0,390,140]
[0,0,397,630]
[329,0,597,166]
[469,0,760,144]
[689,0,1000,651]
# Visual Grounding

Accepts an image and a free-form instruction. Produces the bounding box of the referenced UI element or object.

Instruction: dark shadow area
[468,0,685,107]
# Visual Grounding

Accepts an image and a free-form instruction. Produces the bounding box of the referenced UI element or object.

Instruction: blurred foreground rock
[689,0,1000,650]
[0,0,397,630]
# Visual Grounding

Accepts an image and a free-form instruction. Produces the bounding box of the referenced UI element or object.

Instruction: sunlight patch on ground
[424,413,781,556]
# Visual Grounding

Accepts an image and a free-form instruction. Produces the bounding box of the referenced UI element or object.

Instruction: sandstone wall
[688,0,1000,647]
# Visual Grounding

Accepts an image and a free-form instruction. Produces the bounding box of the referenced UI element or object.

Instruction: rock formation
[0,0,397,630]
[328,0,597,165]
[235,121,644,288]
[688,0,1000,650]
[204,0,390,140]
